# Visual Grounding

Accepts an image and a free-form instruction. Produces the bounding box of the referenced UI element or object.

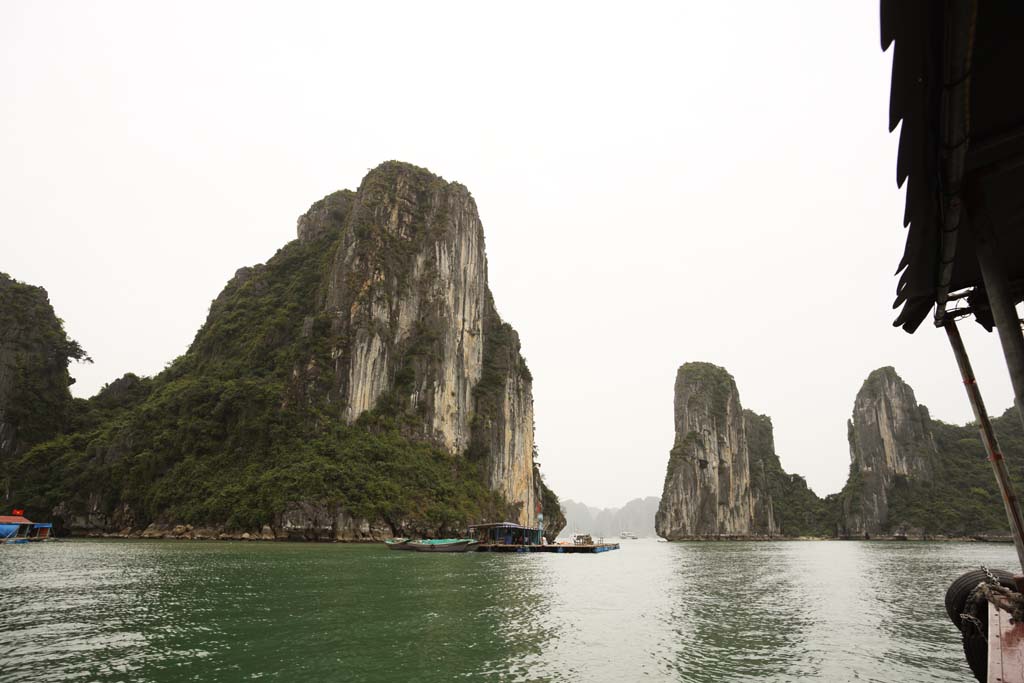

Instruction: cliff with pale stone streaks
[313,163,537,526]
[838,367,936,537]
[656,363,758,538]
[10,162,557,538]
[656,363,828,540]
[324,170,486,453]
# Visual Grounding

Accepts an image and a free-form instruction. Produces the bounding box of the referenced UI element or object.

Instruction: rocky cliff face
[311,163,537,526]
[323,170,485,452]
[12,162,551,538]
[656,363,758,538]
[655,363,829,540]
[655,363,1022,541]
[536,465,567,541]
[0,274,86,491]
[744,411,778,538]
[744,410,830,537]
[471,295,538,526]
[839,367,936,537]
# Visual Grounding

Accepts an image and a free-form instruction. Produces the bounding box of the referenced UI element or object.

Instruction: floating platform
[476,543,620,554]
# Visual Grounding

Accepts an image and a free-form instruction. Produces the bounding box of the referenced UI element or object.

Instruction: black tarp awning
[884,1,1024,332]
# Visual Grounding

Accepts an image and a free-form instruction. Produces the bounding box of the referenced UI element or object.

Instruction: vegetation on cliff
[8,163,552,537]
[744,411,835,537]
[0,273,89,467]
[658,362,825,538]
[676,362,734,424]
[854,409,1024,537]
[828,366,1024,538]
[657,363,737,521]
[760,365,1024,539]
[658,361,1024,539]
[536,463,566,540]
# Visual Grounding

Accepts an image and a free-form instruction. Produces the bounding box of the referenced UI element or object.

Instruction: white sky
[2,2,1015,509]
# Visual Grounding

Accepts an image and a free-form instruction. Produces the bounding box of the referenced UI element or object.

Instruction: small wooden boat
[387,538,479,552]
[409,539,479,552]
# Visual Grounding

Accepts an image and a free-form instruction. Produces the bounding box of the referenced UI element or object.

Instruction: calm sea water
[0,539,1016,682]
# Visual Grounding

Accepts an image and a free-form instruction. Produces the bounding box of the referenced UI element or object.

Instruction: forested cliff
[657,363,1023,540]
[0,274,88,499]
[655,363,823,540]
[4,162,565,541]
[835,367,1023,539]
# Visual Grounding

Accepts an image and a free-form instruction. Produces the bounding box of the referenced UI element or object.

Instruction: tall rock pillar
[839,367,935,537]
[656,363,756,539]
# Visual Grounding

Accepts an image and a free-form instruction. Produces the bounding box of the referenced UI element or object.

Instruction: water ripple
[0,539,1015,682]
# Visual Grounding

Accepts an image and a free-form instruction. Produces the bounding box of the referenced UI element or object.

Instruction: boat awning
[0,516,33,525]
[884,2,1024,332]
[467,523,540,531]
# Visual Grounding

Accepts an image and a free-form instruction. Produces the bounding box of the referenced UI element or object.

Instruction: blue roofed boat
[0,514,53,544]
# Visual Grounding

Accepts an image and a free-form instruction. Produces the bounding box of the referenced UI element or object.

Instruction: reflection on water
[0,539,1017,682]
[658,543,820,680]
[654,541,1012,683]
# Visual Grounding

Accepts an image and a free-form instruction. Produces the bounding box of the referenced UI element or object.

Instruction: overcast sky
[2,2,1015,509]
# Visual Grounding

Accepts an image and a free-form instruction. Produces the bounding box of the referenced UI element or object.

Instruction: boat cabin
[468,523,543,546]
[0,515,52,544]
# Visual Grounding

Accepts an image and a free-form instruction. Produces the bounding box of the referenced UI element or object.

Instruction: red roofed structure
[0,514,52,543]
[0,516,34,525]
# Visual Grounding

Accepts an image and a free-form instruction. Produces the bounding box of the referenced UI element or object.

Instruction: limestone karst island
[1,162,566,543]
[4,162,1022,550]
[10,3,1024,681]
[655,363,1024,542]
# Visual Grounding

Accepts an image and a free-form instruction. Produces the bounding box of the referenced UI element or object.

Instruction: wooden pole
[975,219,1024,433]
[944,318,1024,572]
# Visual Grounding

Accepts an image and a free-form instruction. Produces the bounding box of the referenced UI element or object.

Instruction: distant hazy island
[656,362,1021,542]
[559,497,661,539]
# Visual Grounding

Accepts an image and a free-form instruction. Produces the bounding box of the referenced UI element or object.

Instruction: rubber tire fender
[945,568,1017,683]
[945,567,1016,630]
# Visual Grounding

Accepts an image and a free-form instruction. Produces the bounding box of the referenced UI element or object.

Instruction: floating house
[0,515,53,544]
[468,522,619,553]
[469,522,544,547]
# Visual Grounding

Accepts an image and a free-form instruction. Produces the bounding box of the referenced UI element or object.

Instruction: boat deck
[989,601,1024,683]
[476,543,620,554]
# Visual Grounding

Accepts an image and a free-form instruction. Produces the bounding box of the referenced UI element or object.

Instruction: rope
[971,581,1024,623]
[960,565,1024,638]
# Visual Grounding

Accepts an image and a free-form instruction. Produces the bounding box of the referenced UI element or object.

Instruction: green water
[0,539,1016,682]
